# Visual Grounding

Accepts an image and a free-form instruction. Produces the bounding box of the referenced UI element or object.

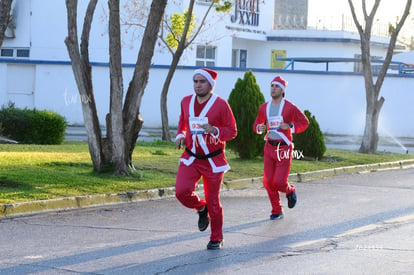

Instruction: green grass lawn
[1,140,413,204]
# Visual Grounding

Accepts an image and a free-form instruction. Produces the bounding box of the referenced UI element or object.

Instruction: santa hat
[271,75,287,92]
[193,68,218,88]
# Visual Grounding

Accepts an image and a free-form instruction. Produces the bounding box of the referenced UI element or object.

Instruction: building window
[1,48,14,57]
[16,49,30,58]
[232,49,238,67]
[232,49,247,68]
[0,48,30,58]
[196,45,216,67]
[239,50,247,68]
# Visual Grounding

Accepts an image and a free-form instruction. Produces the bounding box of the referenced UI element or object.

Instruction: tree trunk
[107,0,128,175]
[123,0,167,160]
[65,0,104,172]
[0,0,13,48]
[359,94,384,153]
[358,31,379,153]
[127,112,144,170]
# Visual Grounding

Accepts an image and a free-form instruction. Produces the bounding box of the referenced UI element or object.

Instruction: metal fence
[275,13,391,38]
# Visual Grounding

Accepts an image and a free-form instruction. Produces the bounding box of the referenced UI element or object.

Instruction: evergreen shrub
[228,71,265,159]
[0,102,67,144]
[293,110,326,160]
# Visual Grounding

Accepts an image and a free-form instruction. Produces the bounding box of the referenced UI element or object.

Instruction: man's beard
[196,90,211,98]
[272,93,283,100]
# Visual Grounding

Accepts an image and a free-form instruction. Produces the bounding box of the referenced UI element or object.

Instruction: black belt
[185,148,223,159]
[267,140,288,146]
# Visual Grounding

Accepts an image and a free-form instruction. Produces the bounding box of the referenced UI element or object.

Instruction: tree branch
[347,0,364,34]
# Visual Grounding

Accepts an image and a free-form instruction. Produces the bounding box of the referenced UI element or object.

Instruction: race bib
[268,116,283,132]
[189,117,208,134]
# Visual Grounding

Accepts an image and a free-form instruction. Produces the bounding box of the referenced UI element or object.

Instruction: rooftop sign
[230,0,260,26]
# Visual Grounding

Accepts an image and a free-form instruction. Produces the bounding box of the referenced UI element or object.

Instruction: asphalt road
[1,168,414,274]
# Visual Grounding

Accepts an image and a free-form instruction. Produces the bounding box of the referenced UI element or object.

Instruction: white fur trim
[175,133,185,141]
[271,81,285,92]
[193,69,216,88]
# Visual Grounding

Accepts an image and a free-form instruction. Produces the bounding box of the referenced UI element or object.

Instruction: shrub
[293,110,326,160]
[228,71,266,159]
[0,102,67,144]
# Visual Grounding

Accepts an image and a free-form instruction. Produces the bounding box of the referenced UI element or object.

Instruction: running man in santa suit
[175,68,237,250]
[253,75,309,220]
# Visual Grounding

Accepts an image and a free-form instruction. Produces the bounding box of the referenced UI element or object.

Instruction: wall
[2,61,413,137]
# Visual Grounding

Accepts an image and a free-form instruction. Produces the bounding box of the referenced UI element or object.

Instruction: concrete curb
[2,159,414,219]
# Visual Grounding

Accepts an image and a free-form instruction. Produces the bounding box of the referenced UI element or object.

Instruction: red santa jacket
[176,93,237,173]
[253,98,309,145]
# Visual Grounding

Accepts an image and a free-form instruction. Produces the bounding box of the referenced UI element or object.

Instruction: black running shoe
[270,213,284,220]
[287,187,297,209]
[207,240,223,250]
[198,206,209,231]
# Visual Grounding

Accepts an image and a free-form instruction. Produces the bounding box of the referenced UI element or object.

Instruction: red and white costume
[253,98,309,215]
[175,92,237,242]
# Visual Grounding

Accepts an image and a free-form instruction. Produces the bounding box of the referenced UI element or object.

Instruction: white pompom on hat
[271,75,288,92]
[193,68,218,88]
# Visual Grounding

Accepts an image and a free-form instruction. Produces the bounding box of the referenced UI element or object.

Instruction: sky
[308,0,412,23]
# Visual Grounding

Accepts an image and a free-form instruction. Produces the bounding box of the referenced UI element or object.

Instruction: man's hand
[279,122,291,130]
[201,124,218,135]
[258,123,267,133]
[176,138,184,149]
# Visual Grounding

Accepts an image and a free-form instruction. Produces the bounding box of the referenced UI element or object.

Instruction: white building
[1,0,413,138]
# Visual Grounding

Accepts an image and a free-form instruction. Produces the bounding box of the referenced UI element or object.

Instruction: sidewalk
[64,126,175,143]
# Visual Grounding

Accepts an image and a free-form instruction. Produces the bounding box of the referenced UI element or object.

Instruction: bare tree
[347,0,412,153]
[65,0,167,174]
[118,1,231,141]
[159,0,232,141]
[0,0,13,48]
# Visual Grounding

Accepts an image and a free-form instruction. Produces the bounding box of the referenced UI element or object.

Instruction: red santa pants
[262,142,295,215]
[175,159,224,242]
